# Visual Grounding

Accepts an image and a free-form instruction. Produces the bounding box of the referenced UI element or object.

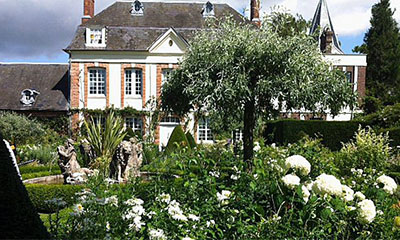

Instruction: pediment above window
[148,28,188,54]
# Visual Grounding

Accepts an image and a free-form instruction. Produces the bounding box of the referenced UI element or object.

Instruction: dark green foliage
[379,127,400,147]
[25,184,84,213]
[36,115,69,135]
[0,135,49,238]
[356,103,400,129]
[165,125,189,154]
[355,0,400,106]
[143,143,160,165]
[0,111,47,145]
[185,132,196,149]
[264,119,364,150]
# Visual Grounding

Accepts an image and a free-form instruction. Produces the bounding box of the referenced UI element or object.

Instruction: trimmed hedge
[264,119,365,151]
[19,165,57,174]
[186,132,197,149]
[379,127,400,147]
[0,135,49,238]
[25,184,84,213]
[22,170,62,180]
[165,126,189,154]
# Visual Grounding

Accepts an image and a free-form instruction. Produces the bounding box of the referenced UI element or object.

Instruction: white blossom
[105,195,118,207]
[285,155,311,176]
[341,185,354,202]
[157,193,171,204]
[312,174,342,196]
[209,171,220,178]
[206,220,215,227]
[354,191,366,201]
[149,228,167,240]
[188,214,200,221]
[301,185,310,203]
[358,199,376,224]
[281,174,300,189]
[217,190,232,204]
[254,142,261,152]
[376,175,397,195]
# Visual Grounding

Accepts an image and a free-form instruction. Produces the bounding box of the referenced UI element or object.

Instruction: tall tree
[162,17,356,169]
[354,0,400,108]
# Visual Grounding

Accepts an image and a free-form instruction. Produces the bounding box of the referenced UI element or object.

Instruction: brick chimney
[250,0,261,27]
[82,0,95,24]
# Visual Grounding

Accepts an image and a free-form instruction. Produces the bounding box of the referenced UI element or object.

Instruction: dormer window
[85,28,106,47]
[202,1,215,18]
[131,0,144,16]
[20,89,40,106]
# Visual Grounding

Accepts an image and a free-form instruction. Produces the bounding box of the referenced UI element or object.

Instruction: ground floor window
[125,117,143,134]
[198,118,213,142]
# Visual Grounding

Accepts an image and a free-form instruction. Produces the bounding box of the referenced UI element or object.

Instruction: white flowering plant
[43,129,400,239]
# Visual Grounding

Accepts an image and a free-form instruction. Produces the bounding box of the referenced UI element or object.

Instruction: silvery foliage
[162,16,357,132]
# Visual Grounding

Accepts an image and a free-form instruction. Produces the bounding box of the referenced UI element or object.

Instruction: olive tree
[161,17,356,169]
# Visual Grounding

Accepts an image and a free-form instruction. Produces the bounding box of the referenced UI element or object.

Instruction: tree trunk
[243,98,255,171]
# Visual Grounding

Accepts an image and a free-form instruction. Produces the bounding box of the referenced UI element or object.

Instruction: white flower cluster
[168,200,188,221]
[156,193,171,204]
[341,185,354,202]
[285,155,311,176]
[376,175,397,195]
[217,190,232,205]
[105,195,118,207]
[149,228,167,240]
[357,199,376,224]
[312,174,342,197]
[123,197,146,231]
[253,142,261,152]
[301,185,310,203]
[72,203,84,216]
[281,174,300,190]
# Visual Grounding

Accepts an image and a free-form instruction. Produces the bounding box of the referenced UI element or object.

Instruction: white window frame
[85,28,106,47]
[125,69,143,97]
[89,68,106,96]
[197,118,213,142]
[160,116,180,126]
[125,117,143,134]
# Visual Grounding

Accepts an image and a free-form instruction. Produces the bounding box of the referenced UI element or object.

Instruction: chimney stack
[321,29,333,53]
[250,0,261,27]
[82,0,95,24]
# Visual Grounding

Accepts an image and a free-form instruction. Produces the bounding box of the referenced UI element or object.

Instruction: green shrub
[17,144,58,165]
[186,132,196,149]
[19,165,58,174]
[0,112,47,145]
[143,143,160,165]
[25,184,84,213]
[336,127,391,174]
[379,127,400,147]
[356,103,400,129]
[165,125,189,154]
[22,170,62,180]
[264,119,364,150]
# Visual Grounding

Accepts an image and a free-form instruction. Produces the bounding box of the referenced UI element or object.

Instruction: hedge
[25,184,84,213]
[19,165,57,174]
[264,119,365,151]
[379,127,400,147]
[22,170,62,180]
[165,125,189,154]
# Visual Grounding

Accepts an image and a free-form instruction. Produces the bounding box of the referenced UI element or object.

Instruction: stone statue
[79,139,96,166]
[58,139,92,184]
[109,137,143,182]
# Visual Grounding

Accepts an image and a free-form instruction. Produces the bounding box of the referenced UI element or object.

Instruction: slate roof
[309,0,343,54]
[0,64,69,111]
[65,1,246,51]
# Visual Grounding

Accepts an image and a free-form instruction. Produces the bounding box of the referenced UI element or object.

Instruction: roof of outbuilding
[0,64,69,111]
[65,1,246,51]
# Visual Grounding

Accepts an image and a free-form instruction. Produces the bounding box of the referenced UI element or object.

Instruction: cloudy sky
[0,0,399,63]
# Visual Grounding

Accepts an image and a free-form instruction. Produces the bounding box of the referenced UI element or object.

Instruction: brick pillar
[250,0,261,27]
[357,66,366,98]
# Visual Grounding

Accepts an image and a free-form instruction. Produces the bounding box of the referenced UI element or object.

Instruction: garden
[1,110,400,239]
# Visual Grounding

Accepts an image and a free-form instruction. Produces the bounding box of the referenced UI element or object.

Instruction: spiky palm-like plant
[84,110,127,170]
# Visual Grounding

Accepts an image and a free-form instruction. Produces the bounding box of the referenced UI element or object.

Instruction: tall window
[162,69,172,85]
[89,69,106,95]
[125,117,143,134]
[125,69,143,96]
[345,71,353,83]
[198,118,213,142]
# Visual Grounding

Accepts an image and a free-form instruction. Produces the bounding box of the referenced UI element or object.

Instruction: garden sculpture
[79,138,96,166]
[109,137,143,182]
[58,139,92,184]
